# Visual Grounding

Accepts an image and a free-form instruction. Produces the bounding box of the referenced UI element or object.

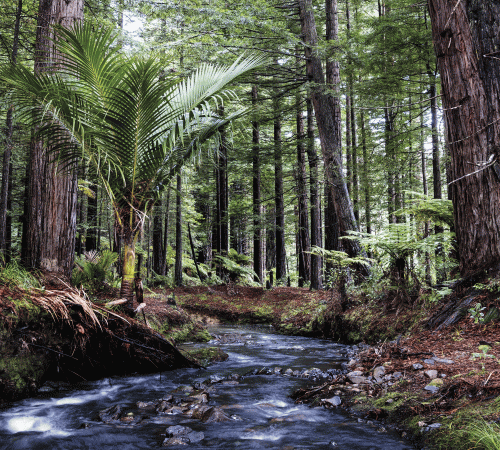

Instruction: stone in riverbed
[162,425,204,446]
[373,366,385,382]
[434,358,454,365]
[347,371,369,384]
[412,363,423,370]
[98,404,122,422]
[424,370,438,379]
[321,396,341,407]
[200,407,232,423]
[424,379,443,394]
[423,359,435,365]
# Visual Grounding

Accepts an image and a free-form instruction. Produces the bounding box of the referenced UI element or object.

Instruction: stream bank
[169,283,500,450]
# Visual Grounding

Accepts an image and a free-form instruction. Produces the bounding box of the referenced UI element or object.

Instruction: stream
[0,325,414,449]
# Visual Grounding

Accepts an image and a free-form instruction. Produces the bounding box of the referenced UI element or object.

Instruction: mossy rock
[183,347,229,366]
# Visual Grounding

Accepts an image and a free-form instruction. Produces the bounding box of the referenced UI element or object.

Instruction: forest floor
[144,283,500,450]
[2,272,500,448]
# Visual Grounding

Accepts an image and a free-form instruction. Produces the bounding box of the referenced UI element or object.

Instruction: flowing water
[0,326,414,449]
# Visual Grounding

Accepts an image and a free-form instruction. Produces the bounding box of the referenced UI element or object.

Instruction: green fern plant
[72,250,118,292]
[213,252,259,285]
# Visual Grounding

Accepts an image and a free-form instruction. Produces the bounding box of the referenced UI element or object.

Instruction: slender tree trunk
[85,182,98,251]
[298,0,364,262]
[274,103,286,282]
[296,91,310,287]
[175,172,183,286]
[306,97,323,289]
[428,0,500,274]
[420,92,432,284]
[0,0,22,263]
[345,94,352,196]
[360,110,371,234]
[351,91,359,224]
[252,86,263,283]
[214,112,228,277]
[153,200,164,275]
[161,187,171,276]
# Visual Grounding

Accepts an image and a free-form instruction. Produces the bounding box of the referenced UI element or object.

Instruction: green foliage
[0,262,40,290]
[72,250,118,292]
[468,303,486,324]
[0,22,264,291]
[213,251,259,285]
[400,192,454,228]
[309,245,372,268]
[466,420,500,450]
[424,284,454,305]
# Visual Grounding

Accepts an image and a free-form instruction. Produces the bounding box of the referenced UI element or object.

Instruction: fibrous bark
[298,0,364,261]
[428,0,500,274]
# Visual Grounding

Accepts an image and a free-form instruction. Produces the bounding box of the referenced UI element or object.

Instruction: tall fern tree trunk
[428,0,500,275]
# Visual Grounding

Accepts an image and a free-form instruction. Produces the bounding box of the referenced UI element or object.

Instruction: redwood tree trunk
[428,0,500,274]
[306,96,323,289]
[0,0,22,263]
[298,0,364,261]
[25,0,83,275]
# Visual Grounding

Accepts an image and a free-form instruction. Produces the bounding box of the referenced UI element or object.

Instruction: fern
[398,191,454,227]
[213,252,259,284]
[72,250,118,292]
[308,246,372,268]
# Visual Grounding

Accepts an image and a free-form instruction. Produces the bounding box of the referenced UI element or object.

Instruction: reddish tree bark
[298,0,364,261]
[24,0,83,274]
[428,0,500,274]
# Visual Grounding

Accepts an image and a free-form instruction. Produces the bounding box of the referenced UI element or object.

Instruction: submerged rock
[162,425,205,446]
[321,396,341,407]
[98,404,122,423]
[200,406,232,423]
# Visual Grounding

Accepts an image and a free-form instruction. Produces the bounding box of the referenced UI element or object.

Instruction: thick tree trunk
[428,0,500,274]
[252,86,264,284]
[324,0,342,265]
[298,0,364,261]
[25,0,83,275]
[0,0,22,263]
